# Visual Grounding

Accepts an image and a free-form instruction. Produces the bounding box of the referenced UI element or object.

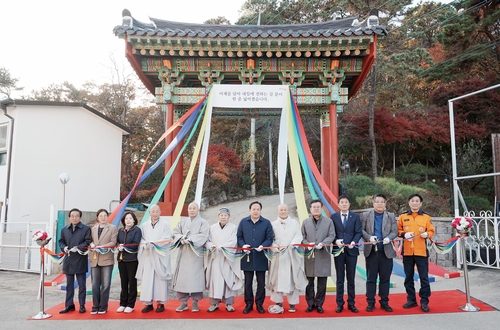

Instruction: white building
[0,99,130,226]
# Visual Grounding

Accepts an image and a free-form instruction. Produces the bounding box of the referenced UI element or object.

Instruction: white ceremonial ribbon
[277,91,290,204]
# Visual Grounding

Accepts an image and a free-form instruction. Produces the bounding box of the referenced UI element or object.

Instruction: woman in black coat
[116,211,142,313]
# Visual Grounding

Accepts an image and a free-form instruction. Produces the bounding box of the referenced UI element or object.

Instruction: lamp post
[444,175,453,214]
[59,173,70,210]
[341,161,350,197]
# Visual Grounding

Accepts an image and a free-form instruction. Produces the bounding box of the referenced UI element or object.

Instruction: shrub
[396,164,437,183]
[461,196,492,214]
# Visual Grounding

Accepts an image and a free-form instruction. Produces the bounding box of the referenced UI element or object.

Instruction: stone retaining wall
[429,217,455,268]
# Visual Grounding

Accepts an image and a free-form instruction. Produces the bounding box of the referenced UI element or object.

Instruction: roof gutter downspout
[1,98,14,232]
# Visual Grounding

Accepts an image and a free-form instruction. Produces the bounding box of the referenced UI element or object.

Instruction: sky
[0,0,247,99]
[1,0,455,99]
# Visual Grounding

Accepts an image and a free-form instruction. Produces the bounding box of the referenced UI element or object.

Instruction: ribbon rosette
[32,230,50,246]
[451,217,473,236]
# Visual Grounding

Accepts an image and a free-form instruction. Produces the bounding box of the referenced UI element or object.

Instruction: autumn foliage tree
[181,143,243,202]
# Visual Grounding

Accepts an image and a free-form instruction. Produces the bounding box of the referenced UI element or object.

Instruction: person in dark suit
[237,201,274,314]
[331,195,362,313]
[58,208,92,314]
[361,194,398,313]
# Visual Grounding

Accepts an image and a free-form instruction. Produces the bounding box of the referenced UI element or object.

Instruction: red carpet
[36,290,496,320]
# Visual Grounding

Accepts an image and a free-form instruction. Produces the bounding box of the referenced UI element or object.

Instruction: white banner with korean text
[193,85,291,205]
[209,84,290,108]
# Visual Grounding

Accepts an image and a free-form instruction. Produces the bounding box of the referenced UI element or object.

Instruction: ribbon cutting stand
[458,234,479,312]
[32,238,53,319]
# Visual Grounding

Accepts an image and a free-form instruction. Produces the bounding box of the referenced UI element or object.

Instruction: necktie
[342,214,347,227]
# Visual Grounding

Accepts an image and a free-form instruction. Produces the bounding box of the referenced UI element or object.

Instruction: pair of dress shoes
[336,305,359,313]
[59,305,85,314]
[243,304,264,314]
[305,305,324,313]
[403,300,429,312]
[366,303,393,312]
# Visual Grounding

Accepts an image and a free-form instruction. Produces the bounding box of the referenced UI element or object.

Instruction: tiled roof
[114,9,388,38]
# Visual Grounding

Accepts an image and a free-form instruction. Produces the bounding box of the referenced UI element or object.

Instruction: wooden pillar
[329,103,339,199]
[158,103,174,215]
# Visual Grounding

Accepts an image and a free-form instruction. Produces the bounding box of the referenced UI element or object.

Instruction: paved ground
[1,193,499,329]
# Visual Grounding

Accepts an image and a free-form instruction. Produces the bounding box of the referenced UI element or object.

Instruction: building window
[0,125,7,166]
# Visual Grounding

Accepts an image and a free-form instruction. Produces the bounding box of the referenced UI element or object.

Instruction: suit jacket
[360,209,397,259]
[301,215,336,277]
[237,216,274,272]
[59,221,91,274]
[331,211,362,256]
[89,223,118,267]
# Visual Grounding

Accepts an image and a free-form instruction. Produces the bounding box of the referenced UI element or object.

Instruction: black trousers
[244,270,266,306]
[403,255,431,304]
[334,253,358,307]
[305,276,327,308]
[365,249,393,305]
[118,260,139,308]
[65,273,87,307]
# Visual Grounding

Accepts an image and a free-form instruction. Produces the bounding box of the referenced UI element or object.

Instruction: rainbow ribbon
[172,92,214,228]
[43,248,65,264]
[263,249,275,261]
[186,241,207,257]
[332,246,345,257]
[169,240,182,252]
[141,100,207,225]
[122,246,138,254]
[94,247,115,254]
[289,92,340,214]
[109,97,207,226]
[431,236,459,254]
[217,247,240,262]
[152,242,167,256]
[207,247,237,262]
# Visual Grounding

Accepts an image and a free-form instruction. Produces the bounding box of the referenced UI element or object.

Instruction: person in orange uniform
[397,193,435,313]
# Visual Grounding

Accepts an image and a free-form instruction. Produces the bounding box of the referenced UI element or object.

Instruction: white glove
[146,242,153,249]
[383,237,390,245]
[420,232,428,238]
[255,245,264,252]
[70,246,78,252]
[307,244,314,251]
[118,244,124,251]
[180,238,189,245]
[278,247,286,253]
[335,239,344,246]
[90,242,96,249]
[315,243,323,249]
[64,246,69,253]
[242,244,251,254]
[369,236,378,245]
[404,232,414,241]
[349,241,356,249]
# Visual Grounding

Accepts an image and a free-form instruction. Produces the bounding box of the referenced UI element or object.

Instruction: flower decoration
[451,217,473,235]
[32,230,50,246]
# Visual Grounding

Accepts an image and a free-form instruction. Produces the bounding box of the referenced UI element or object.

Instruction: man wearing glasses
[301,199,336,313]
[361,194,398,313]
